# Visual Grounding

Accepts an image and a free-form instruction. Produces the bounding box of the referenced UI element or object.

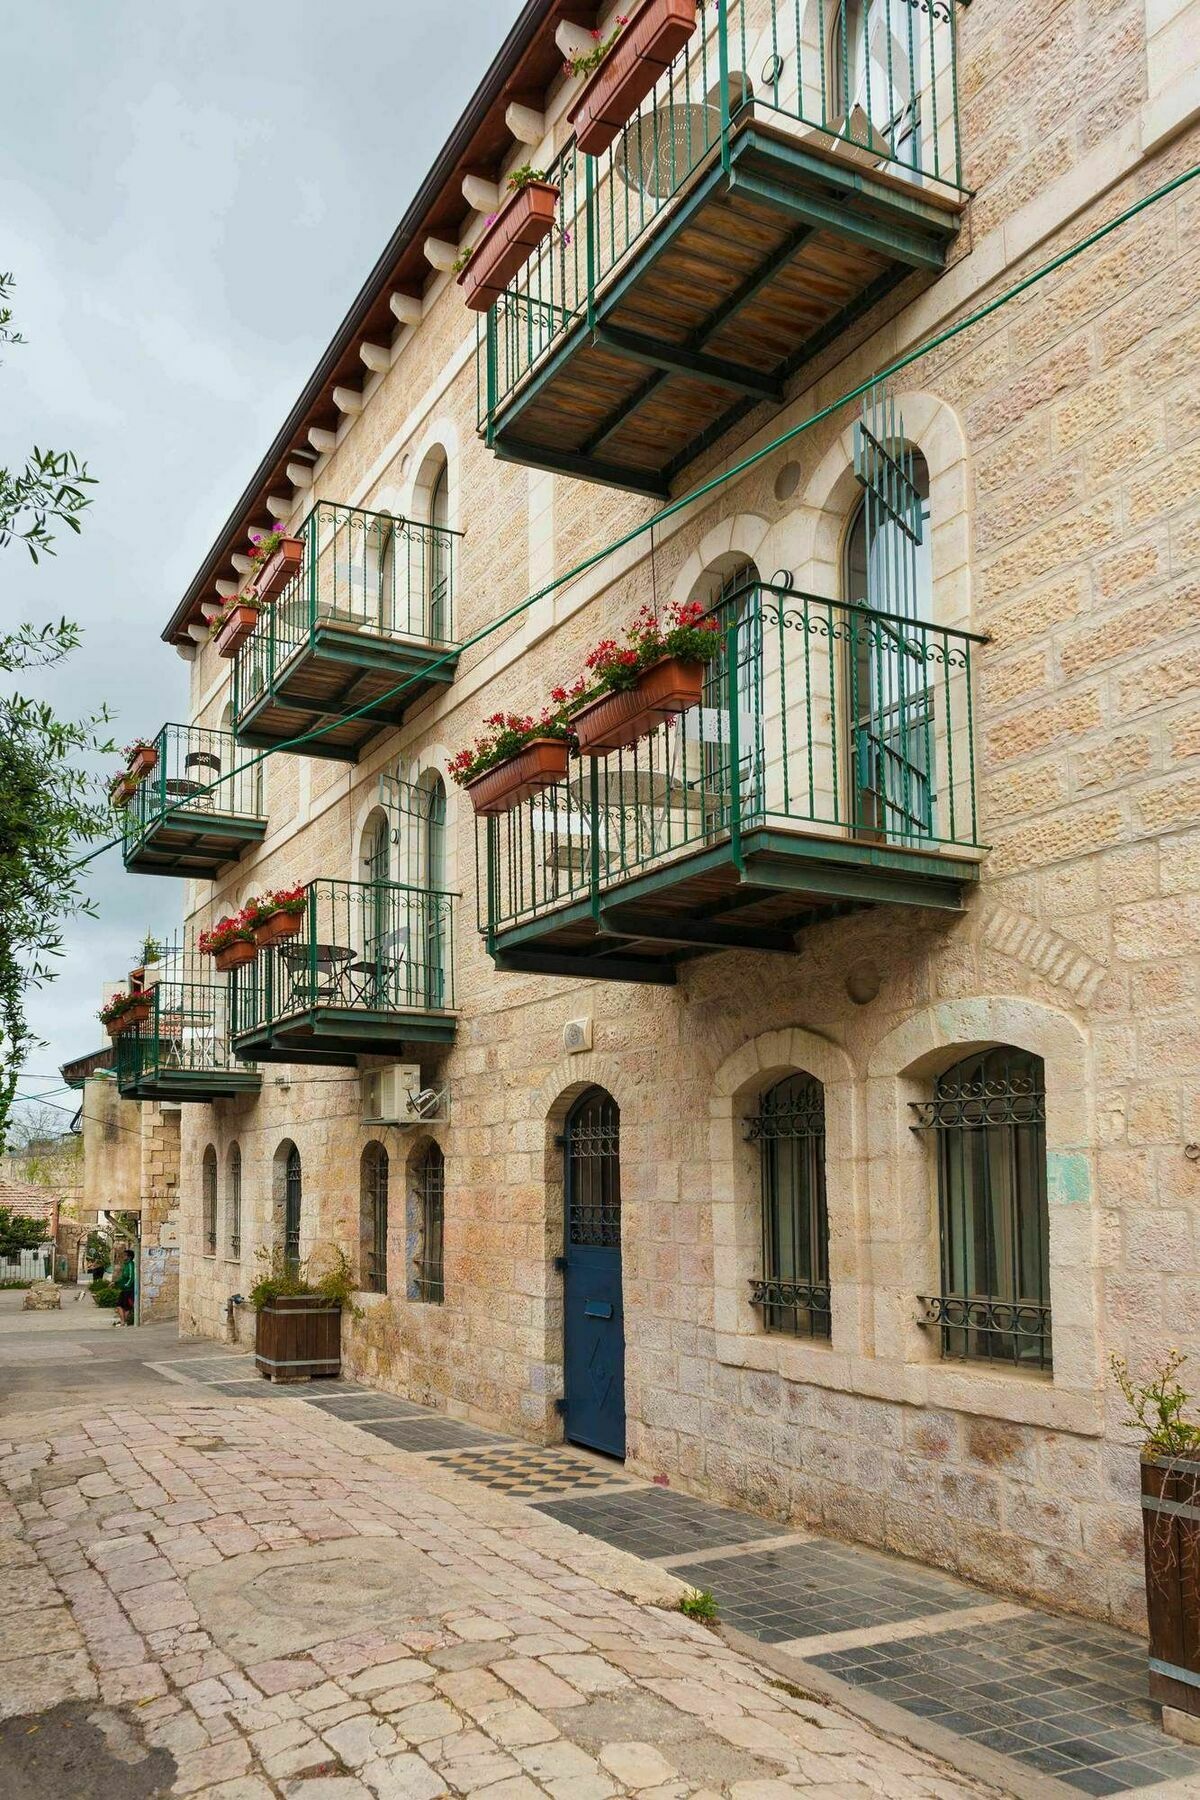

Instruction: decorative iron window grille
[363,1142,389,1295]
[565,1090,621,1249]
[748,1073,830,1339]
[227,1144,241,1259]
[911,1047,1051,1370]
[415,1142,444,1304]
[202,1147,217,1257]
[284,1144,302,1275]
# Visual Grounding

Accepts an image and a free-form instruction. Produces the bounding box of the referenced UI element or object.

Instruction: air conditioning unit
[361,1063,421,1124]
[564,1017,592,1054]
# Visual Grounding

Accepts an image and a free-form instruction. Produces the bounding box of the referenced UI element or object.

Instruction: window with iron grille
[414,1142,444,1303]
[283,1143,302,1275]
[201,1145,217,1258]
[911,1047,1051,1371]
[565,1089,621,1249]
[227,1143,241,1259]
[361,1141,389,1295]
[747,1073,830,1339]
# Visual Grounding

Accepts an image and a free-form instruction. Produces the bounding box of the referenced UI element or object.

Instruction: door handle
[584,1299,613,1319]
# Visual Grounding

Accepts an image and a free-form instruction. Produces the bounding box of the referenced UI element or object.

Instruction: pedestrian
[114,1245,136,1327]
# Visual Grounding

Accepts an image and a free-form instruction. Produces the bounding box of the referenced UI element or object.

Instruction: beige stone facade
[80,1075,181,1321]
[155,0,1200,1632]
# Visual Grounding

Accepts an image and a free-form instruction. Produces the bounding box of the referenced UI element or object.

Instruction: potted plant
[125,738,159,781]
[210,592,263,658]
[1113,1352,1200,1730]
[567,1,700,158]
[568,597,720,754]
[244,884,308,948]
[99,991,153,1038]
[248,523,304,601]
[198,913,258,973]
[130,934,165,991]
[450,699,580,815]
[250,1246,358,1382]
[109,771,136,810]
[456,166,564,313]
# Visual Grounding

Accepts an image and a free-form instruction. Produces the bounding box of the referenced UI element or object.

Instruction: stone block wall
[173,0,1200,1631]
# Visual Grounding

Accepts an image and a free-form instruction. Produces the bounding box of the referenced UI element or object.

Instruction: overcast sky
[4,0,523,1129]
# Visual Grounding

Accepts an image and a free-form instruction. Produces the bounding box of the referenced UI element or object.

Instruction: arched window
[690,558,762,804]
[565,1088,621,1250]
[826,0,919,168]
[748,1074,830,1339]
[359,807,392,985]
[227,1144,242,1259]
[361,1142,389,1294]
[413,1142,444,1303]
[912,1047,1051,1370]
[282,1142,302,1274]
[426,454,450,641]
[845,439,933,843]
[419,773,447,1011]
[201,1146,218,1258]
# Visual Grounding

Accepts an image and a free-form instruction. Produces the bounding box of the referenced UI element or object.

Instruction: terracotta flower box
[458,181,561,313]
[213,602,262,658]
[465,738,571,815]
[1141,1454,1200,1720]
[128,744,158,780]
[252,910,304,949]
[252,537,304,601]
[110,778,136,810]
[573,655,706,755]
[255,1293,342,1382]
[213,939,257,974]
[569,0,700,158]
[105,999,152,1038]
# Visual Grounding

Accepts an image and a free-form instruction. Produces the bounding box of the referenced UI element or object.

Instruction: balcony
[230,879,457,1066]
[477,0,965,495]
[113,958,261,1104]
[231,502,461,762]
[479,582,983,982]
[121,724,266,877]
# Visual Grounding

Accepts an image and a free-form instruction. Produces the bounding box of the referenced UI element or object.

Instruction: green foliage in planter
[249,1244,362,1318]
[1112,1350,1200,1457]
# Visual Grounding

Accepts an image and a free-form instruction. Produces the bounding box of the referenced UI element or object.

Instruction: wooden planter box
[569,0,700,158]
[255,1294,342,1382]
[573,655,706,755]
[110,778,136,810]
[252,537,304,601]
[128,745,158,780]
[1142,1454,1200,1717]
[458,181,561,313]
[252,909,304,949]
[213,602,262,658]
[465,738,571,814]
[212,939,257,973]
[105,999,152,1038]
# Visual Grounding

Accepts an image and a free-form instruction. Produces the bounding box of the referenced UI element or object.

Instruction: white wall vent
[563,1017,592,1055]
[361,1063,421,1124]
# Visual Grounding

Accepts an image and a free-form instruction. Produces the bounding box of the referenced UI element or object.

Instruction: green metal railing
[479,580,981,938]
[232,502,462,722]
[479,0,963,425]
[120,724,264,857]
[231,879,457,1038]
[114,946,253,1093]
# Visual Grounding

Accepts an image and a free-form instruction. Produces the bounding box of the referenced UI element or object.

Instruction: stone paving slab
[534,1486,790,1561]
[428,1445,635,1500]
[0,1371,995,1800]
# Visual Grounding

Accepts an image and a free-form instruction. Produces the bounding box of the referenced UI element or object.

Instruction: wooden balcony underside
[118,1067,262,1103]
[236,626,457,762]
[124,810,266,877]
[491,124,961,495]
[233,1006,457,1068]
[489,827,979,984]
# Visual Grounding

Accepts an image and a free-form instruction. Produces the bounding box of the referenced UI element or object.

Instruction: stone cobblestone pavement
[0,1368,1001,1800]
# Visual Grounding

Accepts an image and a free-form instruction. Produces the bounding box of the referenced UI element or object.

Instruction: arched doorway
[561,1087,624,1457]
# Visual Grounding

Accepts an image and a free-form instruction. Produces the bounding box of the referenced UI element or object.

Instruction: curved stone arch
[709,1025,864,1366]
[668,513,777,610]
[796,389,971,629]
[864,995,1098,1399]
[353,799,393,885]
[402,419,462,535]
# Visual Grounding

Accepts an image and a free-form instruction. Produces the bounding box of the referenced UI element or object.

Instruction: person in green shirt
[114,1246,136,1327]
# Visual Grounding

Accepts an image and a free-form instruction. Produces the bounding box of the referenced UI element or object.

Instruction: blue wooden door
[562,1089,625,1458]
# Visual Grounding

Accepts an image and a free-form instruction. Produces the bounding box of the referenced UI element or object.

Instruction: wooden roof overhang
[163,0,595,647]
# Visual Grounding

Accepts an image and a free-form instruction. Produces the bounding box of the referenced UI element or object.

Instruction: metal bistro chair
[349,927,410,1010]
[168,748,222,814]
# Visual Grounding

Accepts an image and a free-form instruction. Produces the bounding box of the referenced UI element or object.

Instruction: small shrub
[1111,1350,1200,1458]
[91,1282,120,1308]
[249,1244,361,1318]
[679,1587,719,1624]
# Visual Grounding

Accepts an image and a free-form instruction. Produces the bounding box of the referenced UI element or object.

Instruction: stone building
[114,0,1199,1629]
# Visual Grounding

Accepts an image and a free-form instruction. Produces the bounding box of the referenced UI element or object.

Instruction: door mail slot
[584,1299,614,1320]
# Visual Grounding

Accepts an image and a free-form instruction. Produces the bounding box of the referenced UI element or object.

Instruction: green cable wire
[71,157,1200,878]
